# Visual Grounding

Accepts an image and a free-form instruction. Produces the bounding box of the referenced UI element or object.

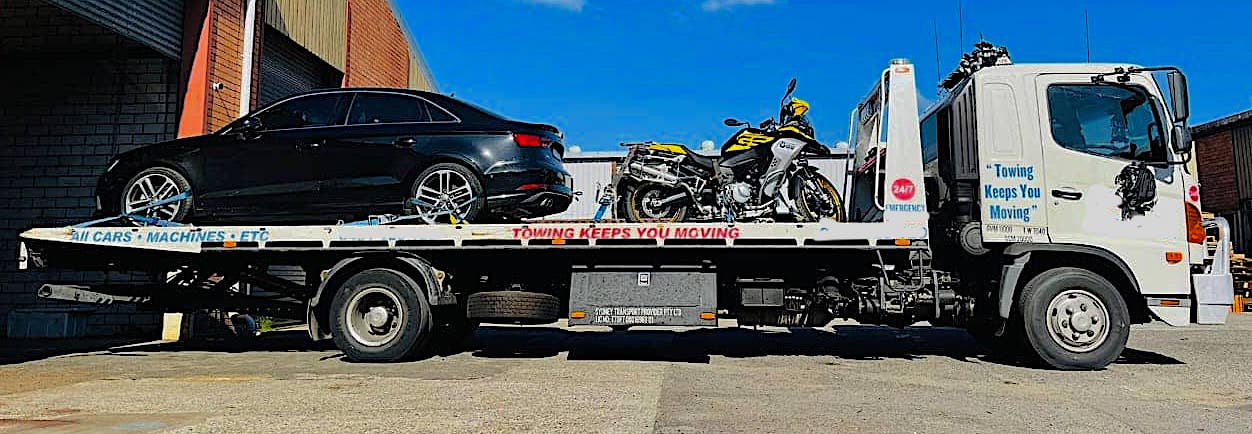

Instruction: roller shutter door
[259,28,343,106]
[51,0,184,59]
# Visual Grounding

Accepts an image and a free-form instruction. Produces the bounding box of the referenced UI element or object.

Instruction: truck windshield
[1046,84,1166,162]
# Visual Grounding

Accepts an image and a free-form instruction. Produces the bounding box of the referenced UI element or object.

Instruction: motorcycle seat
[682,147,717,170]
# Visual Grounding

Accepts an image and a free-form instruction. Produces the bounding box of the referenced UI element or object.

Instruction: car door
[201,92,350,219]
[316,92,459,213]
[1035,74,1188,296]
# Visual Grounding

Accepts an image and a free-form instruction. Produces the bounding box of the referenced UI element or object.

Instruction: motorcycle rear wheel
[624,184,687,223]
[791,172,845,222]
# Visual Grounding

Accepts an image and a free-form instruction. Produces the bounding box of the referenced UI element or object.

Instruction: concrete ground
[1,315,1250,433]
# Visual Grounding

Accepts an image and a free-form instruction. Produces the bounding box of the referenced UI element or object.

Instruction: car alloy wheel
[413,168,477,220]
[123,170,188,222]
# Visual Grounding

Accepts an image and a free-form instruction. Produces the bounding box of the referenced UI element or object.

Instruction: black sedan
[95,88,572,224]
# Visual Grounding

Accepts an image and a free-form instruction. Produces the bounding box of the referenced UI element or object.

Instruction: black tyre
[466,291,561,325]
[624,184,687,222]
[1016,267,1130,370]
[120,166,193,224]
[330,268,433,362]
[409,163,485,223]
[790,171,845,222]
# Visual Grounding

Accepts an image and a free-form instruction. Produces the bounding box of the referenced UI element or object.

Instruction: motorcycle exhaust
[629,162,680,186]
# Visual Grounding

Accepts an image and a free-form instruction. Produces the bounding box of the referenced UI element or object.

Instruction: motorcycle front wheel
[624,184,688,223]
[790,172,845,222]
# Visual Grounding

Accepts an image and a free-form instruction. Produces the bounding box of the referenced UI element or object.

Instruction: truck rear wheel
[466,291,561,324]
[1016,267,1129,370]
[330,268,433,362]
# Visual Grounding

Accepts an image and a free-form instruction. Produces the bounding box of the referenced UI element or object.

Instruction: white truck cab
[912,43,1232,368]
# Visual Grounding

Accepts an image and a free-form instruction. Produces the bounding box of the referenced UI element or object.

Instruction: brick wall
[206,0,247,132]
[1195,130,1239,213]
[0,0,177,336]
[344,0,411,88]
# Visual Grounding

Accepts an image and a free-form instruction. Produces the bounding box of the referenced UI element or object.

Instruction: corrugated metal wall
[49,0,184,59]
[545,161,615,220]
[264,0,347,70]
[1233,126,1252,200]
[408,48,436,91]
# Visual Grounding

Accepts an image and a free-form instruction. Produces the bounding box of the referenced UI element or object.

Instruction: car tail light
[1185,202,1205,244]
[513,133,545,147]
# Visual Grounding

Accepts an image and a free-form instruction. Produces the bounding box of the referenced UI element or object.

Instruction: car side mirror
[232,117,263,140]
[724,118,747,127]
[237,117,263,133]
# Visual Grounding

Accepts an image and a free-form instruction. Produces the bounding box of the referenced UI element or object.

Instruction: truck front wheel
[330,268,433,362]
[1017,267,1130,370]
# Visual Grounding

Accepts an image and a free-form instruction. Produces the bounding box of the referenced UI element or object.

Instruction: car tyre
[1016,267,1130,370]
[120,166,193,224]
[409,163,485,223]
[330,268,433,362]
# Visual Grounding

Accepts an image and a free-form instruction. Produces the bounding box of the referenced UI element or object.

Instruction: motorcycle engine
[725,182,754,204]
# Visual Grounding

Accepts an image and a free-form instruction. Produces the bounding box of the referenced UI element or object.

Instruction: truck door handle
[394,137,418,148]
[1051,189,1083,200]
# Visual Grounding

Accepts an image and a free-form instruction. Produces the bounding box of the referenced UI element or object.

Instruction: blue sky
[401,0,1252,151]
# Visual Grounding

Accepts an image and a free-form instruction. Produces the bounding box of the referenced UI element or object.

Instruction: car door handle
[296,140,324,151]
[1051,188,1083,201]
[394,137,418,148]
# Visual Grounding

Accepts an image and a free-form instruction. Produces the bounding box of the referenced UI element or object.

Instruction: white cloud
[522,0,584,12]
[701,0,776,12]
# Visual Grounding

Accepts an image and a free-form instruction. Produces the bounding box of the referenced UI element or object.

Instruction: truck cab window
[1047,84,1165,162]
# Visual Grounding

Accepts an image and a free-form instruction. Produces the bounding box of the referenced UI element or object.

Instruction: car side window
[347,93,431,124]
[255,94,350,130]
[424,100,457,122]
[1046,84,1166,162]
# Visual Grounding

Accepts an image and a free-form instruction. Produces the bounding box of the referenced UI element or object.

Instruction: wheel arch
[307,252,454,341]
[999,243,1151,325]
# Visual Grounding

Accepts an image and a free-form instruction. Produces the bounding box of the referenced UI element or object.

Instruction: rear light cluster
[1185,202,1205,244]
[513,133,550,147]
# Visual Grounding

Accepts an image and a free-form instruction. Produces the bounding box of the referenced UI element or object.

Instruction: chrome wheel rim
[413,169,475,219]
[345,287,404,347]
[123,172,184,220]
[1045,288,1110,353]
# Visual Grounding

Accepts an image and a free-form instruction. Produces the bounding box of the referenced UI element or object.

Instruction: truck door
[1034,74,1188,296]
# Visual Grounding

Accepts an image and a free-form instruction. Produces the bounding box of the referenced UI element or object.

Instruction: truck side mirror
[1168,71,1189,123]
[1171,125,1192,155]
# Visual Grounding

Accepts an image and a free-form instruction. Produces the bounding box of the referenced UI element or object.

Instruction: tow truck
[17,45,1235,369]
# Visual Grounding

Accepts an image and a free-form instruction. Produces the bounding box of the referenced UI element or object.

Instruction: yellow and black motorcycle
[615,79,845,222]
